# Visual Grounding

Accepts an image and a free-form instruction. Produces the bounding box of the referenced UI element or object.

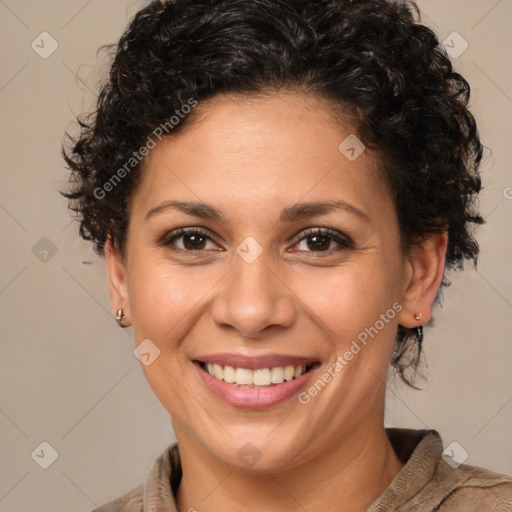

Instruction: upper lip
[194,353,319,370]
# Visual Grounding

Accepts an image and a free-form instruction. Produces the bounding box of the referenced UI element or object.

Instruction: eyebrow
[144,199,370,224]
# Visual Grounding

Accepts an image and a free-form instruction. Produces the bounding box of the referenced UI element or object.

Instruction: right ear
[105,237,131,326]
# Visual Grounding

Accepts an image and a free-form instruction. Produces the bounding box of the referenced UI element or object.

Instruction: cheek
[295,262,402,392]
[127,257,207,350]
[126,258,209,414]
[294,260,399,339]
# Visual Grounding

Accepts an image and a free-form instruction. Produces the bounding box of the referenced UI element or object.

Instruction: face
[106,92,446,471]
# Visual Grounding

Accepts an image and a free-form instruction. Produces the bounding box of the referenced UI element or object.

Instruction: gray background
[0,1,510,510]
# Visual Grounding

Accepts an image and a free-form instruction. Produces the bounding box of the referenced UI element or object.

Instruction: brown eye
[292,228,354,254]
[181,233,207,250]
[305,233,332,251]
[161,228,219,252]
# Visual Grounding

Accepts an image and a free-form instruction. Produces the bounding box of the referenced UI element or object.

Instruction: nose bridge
[232,244,275,300]
[210,241,296,337]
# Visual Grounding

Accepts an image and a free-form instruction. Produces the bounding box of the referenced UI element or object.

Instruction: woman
[62,0,512,510]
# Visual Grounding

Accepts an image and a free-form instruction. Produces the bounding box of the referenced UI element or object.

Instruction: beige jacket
[92,428,512,511]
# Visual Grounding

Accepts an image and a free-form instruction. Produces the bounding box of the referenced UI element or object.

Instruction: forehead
[131,92,391,224]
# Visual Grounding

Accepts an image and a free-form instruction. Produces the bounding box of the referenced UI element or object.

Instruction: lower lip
[194,361,320,409]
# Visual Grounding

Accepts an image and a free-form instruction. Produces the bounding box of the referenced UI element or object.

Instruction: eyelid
[160,226,354,254]
[289,227,354,251]
[159,227,222,250]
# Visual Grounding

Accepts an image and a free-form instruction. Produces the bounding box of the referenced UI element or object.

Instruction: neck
[175,424,404,512]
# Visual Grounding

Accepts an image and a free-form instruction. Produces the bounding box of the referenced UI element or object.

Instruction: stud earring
[115,308,127,327]
[414,313,422,321]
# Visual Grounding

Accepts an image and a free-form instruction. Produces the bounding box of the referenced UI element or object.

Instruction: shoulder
[89,483,143,512]
[86,441,180,511]
[380,428,512,511]
[430,460,512,511]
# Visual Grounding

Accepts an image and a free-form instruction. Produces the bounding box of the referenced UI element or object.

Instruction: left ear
[105,237,131,327]
[397,231,448,328]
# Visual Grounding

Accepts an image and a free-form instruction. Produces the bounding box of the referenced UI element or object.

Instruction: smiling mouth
[195,361,319,388]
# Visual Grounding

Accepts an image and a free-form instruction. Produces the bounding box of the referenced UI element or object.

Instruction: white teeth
[234,367,253,385]
[213,363,224,380]
[284,365,295,381]
[223,365,236,383]
[271,366,284,384]
[253,368,272,386]
[203,362,310,386]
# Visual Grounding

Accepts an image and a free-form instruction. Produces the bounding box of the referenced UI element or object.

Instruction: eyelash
[160,227,354,255]
[291,227,354,253]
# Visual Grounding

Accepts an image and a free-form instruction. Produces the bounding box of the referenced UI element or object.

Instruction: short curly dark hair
[61,0,484,386]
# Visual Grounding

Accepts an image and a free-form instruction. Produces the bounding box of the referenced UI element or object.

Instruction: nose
[209,249,297,340]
